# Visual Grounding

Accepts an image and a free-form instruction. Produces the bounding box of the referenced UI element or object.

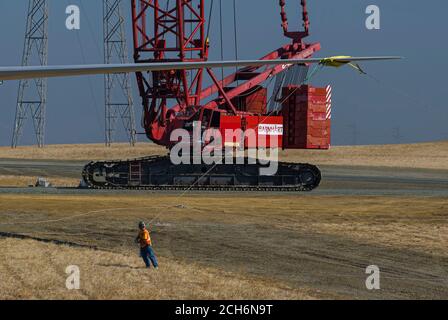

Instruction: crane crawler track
[82,156,321,192]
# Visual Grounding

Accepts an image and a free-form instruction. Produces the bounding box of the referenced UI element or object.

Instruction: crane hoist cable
[219,0,224,81]
[163,0,171,40]
[206,0,214,42]
[233,0,239,83]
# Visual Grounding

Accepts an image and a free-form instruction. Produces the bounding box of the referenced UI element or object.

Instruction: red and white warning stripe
[326,85,332,120]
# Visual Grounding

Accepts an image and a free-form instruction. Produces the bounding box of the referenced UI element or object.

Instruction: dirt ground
[0,142,447,299]
[0,193,447,299]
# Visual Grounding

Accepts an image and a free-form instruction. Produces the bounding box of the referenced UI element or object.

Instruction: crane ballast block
[282,85,332,149]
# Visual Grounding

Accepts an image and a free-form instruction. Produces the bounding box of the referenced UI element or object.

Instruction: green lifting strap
[319,56,367,75]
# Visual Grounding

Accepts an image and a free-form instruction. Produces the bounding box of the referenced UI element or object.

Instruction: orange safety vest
[138,229,152,248]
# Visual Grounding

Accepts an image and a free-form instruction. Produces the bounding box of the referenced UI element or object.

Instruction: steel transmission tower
[103,0,137,146]
[12,0,49,148]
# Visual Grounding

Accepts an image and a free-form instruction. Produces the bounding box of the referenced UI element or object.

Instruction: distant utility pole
[103,0,137,146]
[392,126,403,143]
[347,123,360,146]
[12,0,49,148]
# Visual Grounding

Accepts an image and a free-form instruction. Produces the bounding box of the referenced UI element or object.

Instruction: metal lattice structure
[130,0,320,147]
[131,0,208,145]
[12,0,49,148]
[103,0,137,146]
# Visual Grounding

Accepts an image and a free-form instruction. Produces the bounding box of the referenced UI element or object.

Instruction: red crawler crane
[131,0,321,147]
[82,0,327,191]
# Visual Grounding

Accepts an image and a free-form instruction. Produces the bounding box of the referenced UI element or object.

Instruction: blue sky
[0,0,447,146]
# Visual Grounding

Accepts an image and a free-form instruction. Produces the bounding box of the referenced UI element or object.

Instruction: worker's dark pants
[140,246,158,268]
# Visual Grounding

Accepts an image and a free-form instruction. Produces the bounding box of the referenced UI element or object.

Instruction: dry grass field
[0,193,447,299]
[0,238,314,300]
[0,143,164,162]
[0,141,447,299]
[1,141,447,169]
[0,175,79,187]
[0,194,447,256]
[282,141,448,170]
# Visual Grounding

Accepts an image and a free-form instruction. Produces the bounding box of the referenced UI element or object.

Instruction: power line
[65,0,104,137]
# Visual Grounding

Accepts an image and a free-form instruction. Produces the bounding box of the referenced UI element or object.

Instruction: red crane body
[131,0,323,149]
[80,1,329,191]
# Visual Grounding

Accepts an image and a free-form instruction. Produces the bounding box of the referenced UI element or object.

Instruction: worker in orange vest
[135,221,159,269]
